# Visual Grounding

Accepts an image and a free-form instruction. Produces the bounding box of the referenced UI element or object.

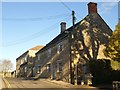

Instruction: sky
[0,1,119,70]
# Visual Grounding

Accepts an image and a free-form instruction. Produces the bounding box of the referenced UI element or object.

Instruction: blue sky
[1,2,119,70]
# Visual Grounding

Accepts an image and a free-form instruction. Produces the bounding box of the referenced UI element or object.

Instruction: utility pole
[69,11,76,85]
[72,11,75,31]
[72,11,78,85]
[72,11,79,85]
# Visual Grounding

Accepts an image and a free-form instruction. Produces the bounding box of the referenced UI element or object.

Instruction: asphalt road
[4,77,99,90]
[5,77,68,88]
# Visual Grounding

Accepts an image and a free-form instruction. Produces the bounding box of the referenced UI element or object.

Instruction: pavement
[40,79,74,87]
[41,79,97,88]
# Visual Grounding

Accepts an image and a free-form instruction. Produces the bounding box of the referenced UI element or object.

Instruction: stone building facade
[16,51,28,78]
[16,2,113,85]
[16,46,43,78]
[33,2,112,85]
[35,35,70,82]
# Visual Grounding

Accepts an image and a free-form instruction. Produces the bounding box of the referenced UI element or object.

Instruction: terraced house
[33,2,112,85]
[16,46,43,78]
[16,2,113,85]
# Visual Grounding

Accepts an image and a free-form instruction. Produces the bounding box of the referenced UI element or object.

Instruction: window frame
[57,60,62,73]
[46,63,51,72]
[57,44,63,54]
[47,49,51,58]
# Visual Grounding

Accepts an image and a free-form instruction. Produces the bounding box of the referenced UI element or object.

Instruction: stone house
[27,46,44,77]
[16,46,43,78]
[34,2,112,85]
[16,51,28,78]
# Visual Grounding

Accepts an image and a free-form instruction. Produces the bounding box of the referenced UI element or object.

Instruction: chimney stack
[88,2,97,14]
[60,22,66,33]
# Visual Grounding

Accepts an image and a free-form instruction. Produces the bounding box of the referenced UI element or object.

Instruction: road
[5,77,68,88]
[4,77,98,90]
[0,77,6,89]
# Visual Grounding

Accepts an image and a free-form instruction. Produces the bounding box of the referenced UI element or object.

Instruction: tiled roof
[29,45,44,51]
[16,45,44,61]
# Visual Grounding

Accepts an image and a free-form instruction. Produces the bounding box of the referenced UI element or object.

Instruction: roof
[16,51,28,61]
[29,45,44,51]
[36,13,112,55]
[36,28,69,55]
[16,45,44,61]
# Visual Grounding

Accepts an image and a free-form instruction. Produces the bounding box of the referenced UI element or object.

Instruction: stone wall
[35,38,71,83]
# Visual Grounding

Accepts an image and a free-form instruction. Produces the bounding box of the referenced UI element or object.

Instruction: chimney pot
[60,22,66,33]
[88,2,97,14]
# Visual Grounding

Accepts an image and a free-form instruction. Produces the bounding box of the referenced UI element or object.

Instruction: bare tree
[0,59,13,73]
